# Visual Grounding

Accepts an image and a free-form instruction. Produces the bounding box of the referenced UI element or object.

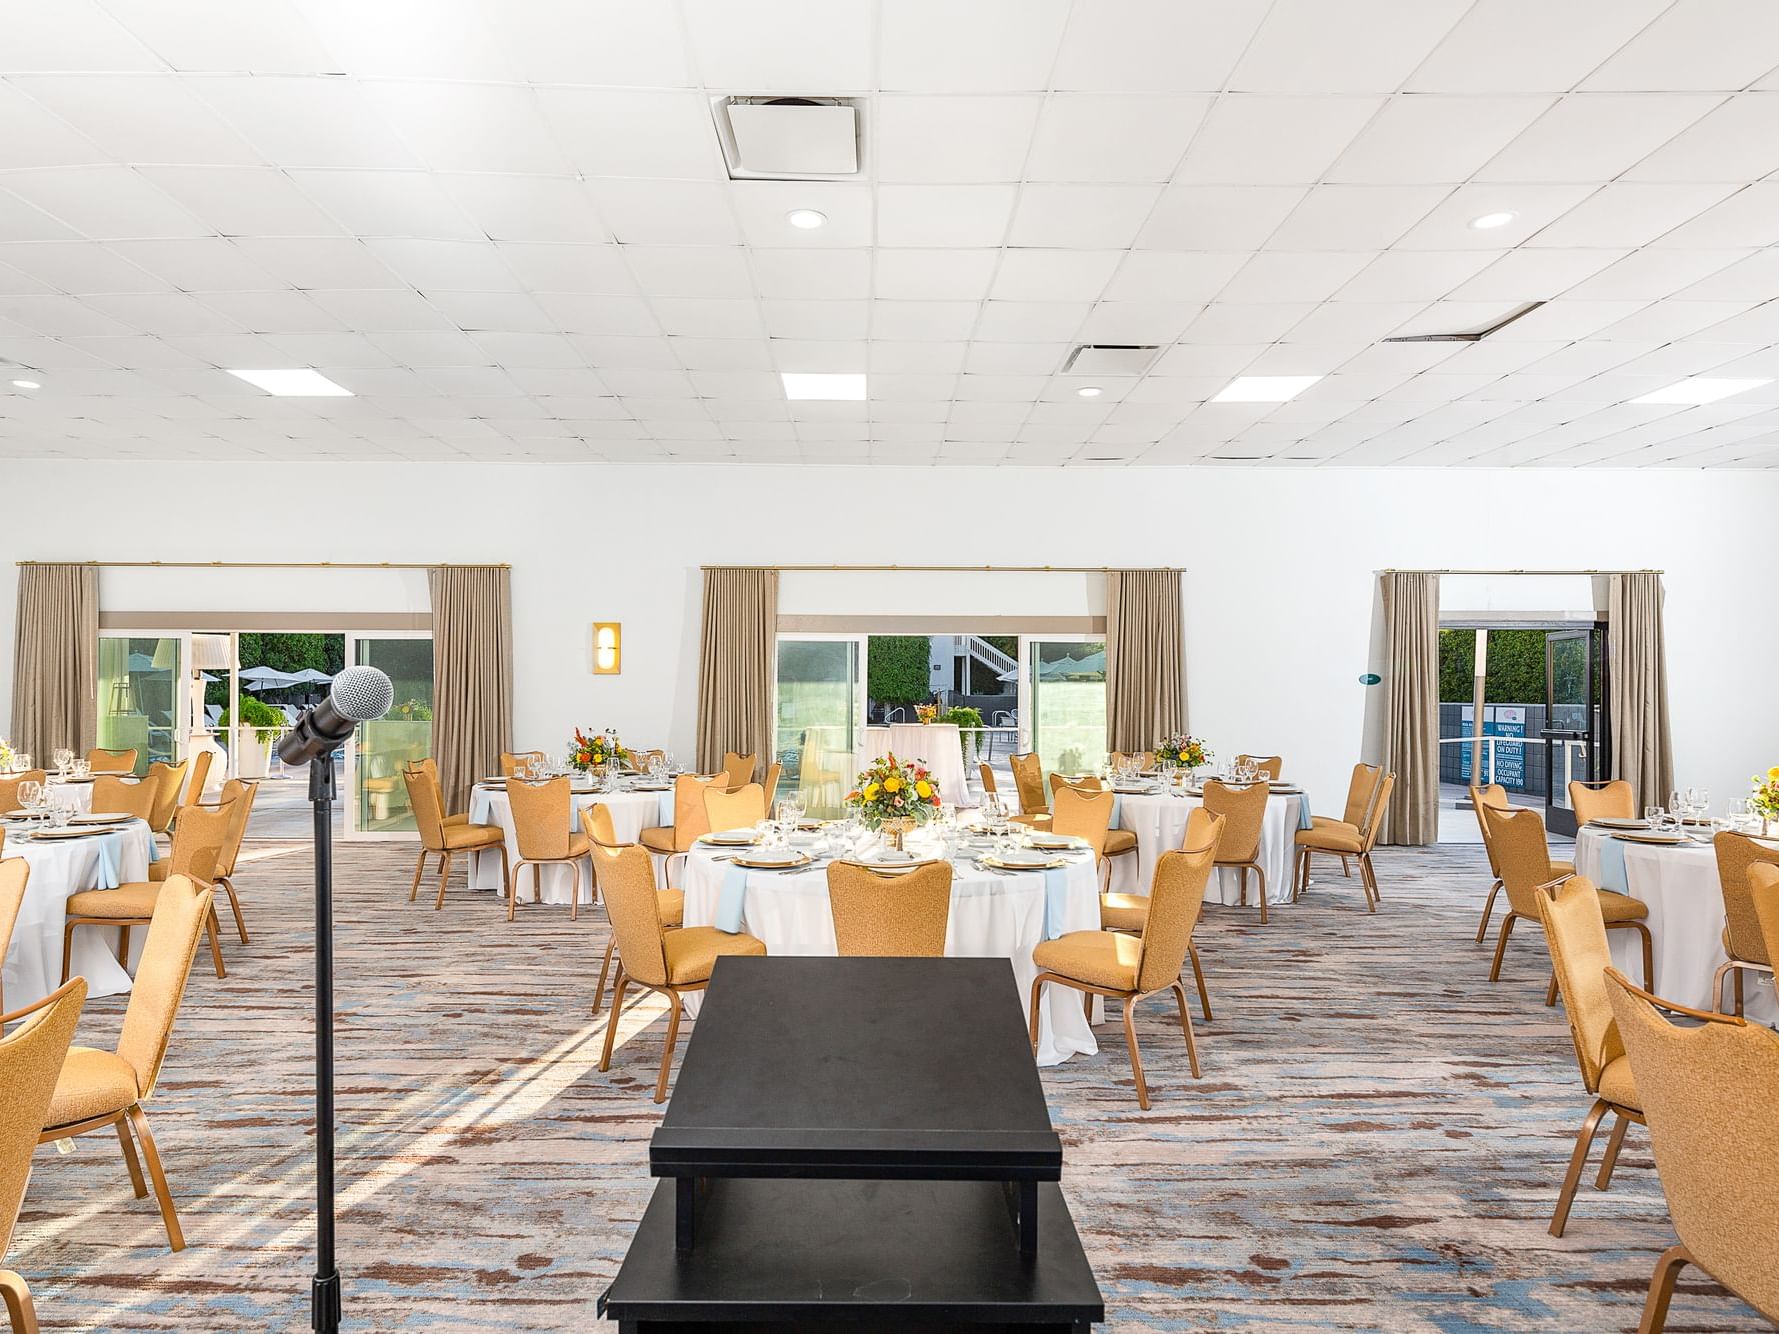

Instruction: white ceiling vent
[714,96,863,180]
[1062,345,1161,377]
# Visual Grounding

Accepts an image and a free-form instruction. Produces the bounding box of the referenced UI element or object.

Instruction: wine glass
[16,780,40,812]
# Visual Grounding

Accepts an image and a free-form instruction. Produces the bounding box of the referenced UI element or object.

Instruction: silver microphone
[276,666,394,766]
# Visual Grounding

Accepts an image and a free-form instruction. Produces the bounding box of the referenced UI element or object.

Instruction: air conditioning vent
[1062,345,1161,377]
[714,96,863,180]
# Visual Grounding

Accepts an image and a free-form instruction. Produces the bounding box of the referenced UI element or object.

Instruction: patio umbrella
[239,666,303,691]
[289,668,335,684]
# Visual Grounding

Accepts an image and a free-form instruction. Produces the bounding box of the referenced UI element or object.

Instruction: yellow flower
[915,779,933,799]
[864,782,880,801]
[1767,766,1779,781]
[883,776,902,793]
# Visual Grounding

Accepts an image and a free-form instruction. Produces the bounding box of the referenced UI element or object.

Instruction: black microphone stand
[310,749,342,1334]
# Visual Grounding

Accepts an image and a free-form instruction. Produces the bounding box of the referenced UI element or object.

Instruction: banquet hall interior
[3,2,1779,1331]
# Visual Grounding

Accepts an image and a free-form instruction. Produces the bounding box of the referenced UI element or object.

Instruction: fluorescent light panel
[1211,375,1323,403]
[226,368,354,397]
[1631,377,1771,405]
[781,372,866,401]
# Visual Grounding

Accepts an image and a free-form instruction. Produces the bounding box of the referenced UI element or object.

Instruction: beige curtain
[1380,571,1439,846]
[1104,569,1186,753]
[10,563,99,761]
[428,565,513,810]
[1608,572,1672,810]
[696,567,778,774]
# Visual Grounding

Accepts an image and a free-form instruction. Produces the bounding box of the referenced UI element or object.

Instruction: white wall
[1,460,1770,808]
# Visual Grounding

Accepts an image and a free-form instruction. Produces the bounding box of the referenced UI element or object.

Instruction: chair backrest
[1470,783,1509,876]
[508,777,574,860]
[1136,809,1223,995]
[761,761,782,811]
[0,860,28,1011]
[404,765,447,850]
[183,749,215,807]
[1236,754,1283,780]
[164,797,234,885]
[87,747,138,773]
[826,860,952,957]
[0,770,46,814]
[706,782,766,833]
[1570,779,1635,825]
[1713,831,1779,966]
[1049,784,1114,860]
[92,774,157,821]
[582,801,623,847]
[1752,864,1779,982]
[1535,876,1625,1095]
[0,976,86,1258]
[145,758,189,833]
[1604,968,1779,1319]
[1049,772,1104,798]
[629,748,664,772]
[1008,753,1048,816]
[978,763,998,796]
[1341,762,1383,828]
[1479,803,1555,917]
[116,876,216,1099]
[671,773,716,851]
[1360,773,1396,853]
[1202,779,1268,861]
[211,779,257,877]
[500,750,546,778]
[722,751,757,789]
[590,843,669,987]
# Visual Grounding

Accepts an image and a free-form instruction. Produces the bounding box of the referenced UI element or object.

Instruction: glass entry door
[344,633,433,837]
[97,634,185,775]
[1543,626,1606,837]
[775,636,863,820]
[1020,637,1108,781]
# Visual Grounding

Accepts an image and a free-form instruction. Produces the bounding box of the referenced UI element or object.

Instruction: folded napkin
[1109,793,1122,827]
[93,830,127,889]
[1041,865,1072,940]
[714,864,749,933]
[1296,793,1314,832]
[1595,836,1629,894]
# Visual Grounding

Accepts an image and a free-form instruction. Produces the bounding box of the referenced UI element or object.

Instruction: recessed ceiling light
[10,379,39,390]
[1468,210,1516,230]
[226,368,353,397]
[1631,376,1772,405]
[781,372,866,401]
[786,208,827,230]
[1210,375,1323,404]
[1076,385,1103,398]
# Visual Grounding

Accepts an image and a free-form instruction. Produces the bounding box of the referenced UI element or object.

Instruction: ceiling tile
[1137,186,1303,250]
[1650,183,1779,248]
[875,96,1041,183]
[587,179,740,246]
[436,174,608,245]
[881,0,1072,93]
[1052,0,1269,92]
[496,242,636,295]
[1,167,207,239]
[194,77,420,169]
[142,166,344,236]
[1025,95,1211,183]
[228,236,400,288]
[1407,0,1671,93]
[1006,184,1162,248]
[1175,96,1382,184]
[872,250,998,302]
[989,249,1122,302]
[1231,0,1472,93]
[729,182,872,249]
[1334,249,1495,301]
[366,239,521,292]
[681,0,874,90]
[485,0,691,87]
[292,169,479,240]
[751,249,872,301]
[1475,94,1723,183]
[876,185,1017,248]
[537,88,723,180]
[293,0,516,80]
[1103,250,1248,302]
[1217,251,1373,303]
[1327,95,1550,183]
[1391,183,1597,249]
[0,83,108,171]
[1265,185,1447,250]
[101,0,338,74]
[1448,248,1627,301]
[1582,0,1779,92]
[1564,249,1750,300]
[0,242,169,294]
[1,1,161,73]
[359,81,568,175]
[1526,182,1738,248]
[1624,94,1779,182]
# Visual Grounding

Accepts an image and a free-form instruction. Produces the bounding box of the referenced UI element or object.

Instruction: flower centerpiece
[845,751,942,850]
[914,700,939,724]
[569,727,629,772]
[1750,767,1779,832]
[0,738,14,773]
[1155,733,1213,772]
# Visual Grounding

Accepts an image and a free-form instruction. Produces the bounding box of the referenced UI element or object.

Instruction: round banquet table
[1574,825,1778,1024]
[1110,786,1307,905]
[1,818,156,1010]
[679,836,1102,1066]
[465,783,675,905]
[862,724,970,807]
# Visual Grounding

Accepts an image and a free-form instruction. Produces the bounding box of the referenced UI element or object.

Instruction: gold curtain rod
[16,560,509,570]
[1381,568,1663,576]
[702,564,1181,573]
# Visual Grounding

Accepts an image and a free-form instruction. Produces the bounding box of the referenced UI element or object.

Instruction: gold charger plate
[70,812,134,825]
[1025,834,1087,851]
[30,827,106,840]
[980,853,1069,872]
[700,832,760,847]
[1613,831,1689,846]
[730,852,813,870]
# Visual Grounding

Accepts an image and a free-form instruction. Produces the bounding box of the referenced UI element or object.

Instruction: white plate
[1590,817,1649,831]
[731,850,808,868]
[701,831,759,846]
[1026,834,1086,850]
[70,812,134,825]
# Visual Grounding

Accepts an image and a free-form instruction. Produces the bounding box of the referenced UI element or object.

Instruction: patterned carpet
[8,840,1764,1332]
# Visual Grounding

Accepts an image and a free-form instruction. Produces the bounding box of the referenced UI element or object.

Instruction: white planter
[235,732,273,779]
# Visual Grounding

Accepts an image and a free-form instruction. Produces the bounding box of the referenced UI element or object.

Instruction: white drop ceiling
[4,0,1779,467]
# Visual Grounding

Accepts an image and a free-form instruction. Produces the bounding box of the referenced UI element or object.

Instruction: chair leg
[435,852,453,911]
[126,1103,185,1252]
[1545,971,1560,1007]
[1475,880,1502,944]
[1027,975,1045,1050]
[118,925,131,963]
[1637,1245,1692,1334]
[60,922,77,986]
[409,850,427,902]
[599,972,628,1072]
[506,861,520,922]
[1255,863,1268,925]
[1489,914,1518,982]
[654,992,684,1104]
[115,1115,147,1198]
[1359,854,1379,911]
[569,861,579,922]
[1188,943,1213,1022]
[1733,965,1745,1016]
[1595,1113,1630,1191]
[0,1270,39,1334]
[1550,1098,1611,1237]
[1712,959,1736,1015]
[1169,982,1200,1079]
[594,936,617,1016]
[1340,855,1352,878]
[1637,922,1653,992]
[216,875,249,943]
[204,907,226,979]
[1121,996,1149,1110]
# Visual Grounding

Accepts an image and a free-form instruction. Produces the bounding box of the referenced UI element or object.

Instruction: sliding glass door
[97,634,185,775]
[775,635,864,820]
[344,633,434,837]
[1020,636,1108,780]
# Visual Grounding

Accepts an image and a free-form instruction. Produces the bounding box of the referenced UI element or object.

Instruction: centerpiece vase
[880,816,916,852]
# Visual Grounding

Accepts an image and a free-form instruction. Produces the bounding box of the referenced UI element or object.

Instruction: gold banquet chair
[1710,831,1779,1015]
[827,860,952,957]
[1097,807,1221,1025]
[1604,967,1779,1332]
[505,777,591,921]
[151,780,258,945]
[584,803,683,1017]
[1050,774,1136,875]
[1109,751,1154,772]
[1482,803,1651,1001]
[1309,762,1383,881]
[1536,877,1648,1237]
[90,775,157,822]
[1754,863,1779,978]
[705,782,766,833]
[405,767,505,912]
[639,773,718,889]
[0,772,45,815]
[1569,779,1636,826]
[38,877,216,1252]
[1235,754,1284,780]
[593,842,766,1103]
[761,761,782,811]
[1292,772,1395,912]
[179,750,214,811]
[1007,753,1051,828]
[85,748,137,774]
[500,750,547,779]
[1203,778,1271,923]
[721,751,757,789]
[1048,783,1115,891]
[143,759,188,837]
[62,798,233,984]
[0,976,86,1334]
[1030,823,1223,1107]
[1471,783,1574,944]
[0,863,27,1018]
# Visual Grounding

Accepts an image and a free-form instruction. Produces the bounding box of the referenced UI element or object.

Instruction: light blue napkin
[141,818,162,863]
[1041,865,1072,940]
[1595,835,1629,894]
[1109,793,1123,827]
[714,863,749,933]
[93,831,125,889]
[1295,793,1314,832]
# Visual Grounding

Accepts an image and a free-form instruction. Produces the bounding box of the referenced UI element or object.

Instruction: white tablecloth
[465,784,675,904]
[862,724,969,808]
[1,820,156,1009]
[47,779,98,812]
[680,840,1102,1066]
[1574,826,1777,1023]
[1111,789,1306,905]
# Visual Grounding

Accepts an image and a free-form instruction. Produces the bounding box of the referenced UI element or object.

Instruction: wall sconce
[593,622,622,675]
